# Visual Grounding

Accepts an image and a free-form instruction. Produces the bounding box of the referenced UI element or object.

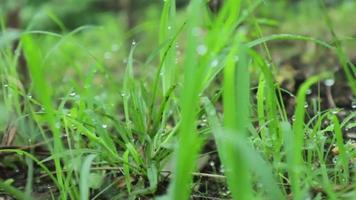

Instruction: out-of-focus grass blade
[167,0,204,199]
[21,35,65,191]
[222,35,253,200]
[204,97,284,199]
[247,34,333,49]
[80,154,96,200]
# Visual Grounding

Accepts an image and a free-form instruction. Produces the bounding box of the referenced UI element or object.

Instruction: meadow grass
[0,0,355,200]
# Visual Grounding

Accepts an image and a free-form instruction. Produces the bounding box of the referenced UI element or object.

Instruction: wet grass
[0,0,355,199]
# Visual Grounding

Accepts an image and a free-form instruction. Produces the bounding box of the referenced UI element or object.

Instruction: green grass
[1,0,355,200]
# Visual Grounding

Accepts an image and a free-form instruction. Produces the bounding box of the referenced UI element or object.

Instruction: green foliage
[0,1,355,200]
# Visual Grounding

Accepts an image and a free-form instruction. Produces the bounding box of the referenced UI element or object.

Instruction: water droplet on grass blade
[331,109,338,114]
[70,92,76,97]
[210,59,219,68]
[306,89,312,95]
[132,40,136,46]
[332,156,338,164]
[323,78,335,87]
[352,101,356,109]
[196,45,207,55]
[102,124,108,129]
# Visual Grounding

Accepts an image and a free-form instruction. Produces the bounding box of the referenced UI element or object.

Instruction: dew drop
[324,78,335,87]
[351,101,356,109]
[132,40,136,46]
[167,26,172,31]
[306,89,312,95]
[70,92,77,97]
[292,115,296,121]
[55,122,61,129]
[102,124,108,129]
[332,156,338,164]
[210,59,219,68]
[27,95,32,99]
[4,84,8,88]
[196,44,207,55]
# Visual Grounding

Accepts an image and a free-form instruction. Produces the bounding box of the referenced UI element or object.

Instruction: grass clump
[0,0,355,200]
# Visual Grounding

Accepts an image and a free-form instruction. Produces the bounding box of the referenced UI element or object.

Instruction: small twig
[191,194,229,200]
[161,170,226,180]
[326,86,336,108]
[192,172,226,180]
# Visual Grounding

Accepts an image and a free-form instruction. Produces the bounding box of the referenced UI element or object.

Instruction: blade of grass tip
[332,115,349,184]
[122,43,136,139]
[167,1,204,199]
[223,34,253,200]
[21,35,65,191]
[291,73,330,200]
[246,7,290,125]
[80,154,96,200]
[0,181,36,200]
[251,50,284,157]
[159,0,177,95]
[44,8,67,32]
